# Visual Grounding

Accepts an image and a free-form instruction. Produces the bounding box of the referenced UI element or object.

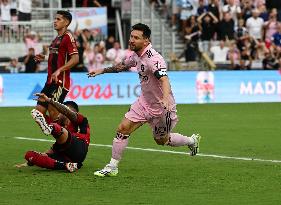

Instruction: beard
[129,43,141,52]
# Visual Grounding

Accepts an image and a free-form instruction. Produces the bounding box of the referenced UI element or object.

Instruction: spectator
[74,29,94,72]
[77,29,94,49]
[92,43,105,71]
[184,15,200,40]
[210,40,230,63]
[10,0,17,18]
[254,0,265,8]
[255,39,268,60]
[227,42,240,69]
[178,0,195,33]
[18,0,32,21]
[264,8,280,42]
[246,9,264,40]
[6,58,22,73]
[257,2,269,21]
[271,24,281,57]
[239,47,252,70]
[0,0,11,22]
[81,0,101,7]
[208,0,221,20]
[183,15,200,62]
[99,40,107,58]
[83,43,95,71]
[19,48,40,73]
[198,11,219,53]
[106,41,125,65]
[262,51,279,70]
[197,0,208,16]
[217,11,235,40]
[241,0,254,22]
[171,0,180,30]
[266,0,281,22]
[0,0,12,42]
[105,35,115,50]
[235,18,248,40]
[222,0,241,25]
[24,31,40,54]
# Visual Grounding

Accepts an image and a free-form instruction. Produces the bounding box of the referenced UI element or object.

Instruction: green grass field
[1,103,281,205]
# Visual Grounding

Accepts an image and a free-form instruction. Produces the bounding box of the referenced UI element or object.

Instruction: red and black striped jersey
[47,31,78,90]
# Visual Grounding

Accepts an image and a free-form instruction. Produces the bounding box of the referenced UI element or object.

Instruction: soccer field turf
[0,103,281,205]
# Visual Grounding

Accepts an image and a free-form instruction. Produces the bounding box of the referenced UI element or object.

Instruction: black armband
[154,68,167,79]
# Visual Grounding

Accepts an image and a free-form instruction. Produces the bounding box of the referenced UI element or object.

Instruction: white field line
[14,136,281,164]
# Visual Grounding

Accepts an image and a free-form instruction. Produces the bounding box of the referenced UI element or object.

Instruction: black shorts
[48,133,88,166]
[37,83,68,108]
[18,11,31,21]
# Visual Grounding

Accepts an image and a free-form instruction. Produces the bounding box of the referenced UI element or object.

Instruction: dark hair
[132,23,151,39]
[56,10,72,24]
[63,101,79,112]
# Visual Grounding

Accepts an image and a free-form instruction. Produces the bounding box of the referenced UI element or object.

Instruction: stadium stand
[0,0,280,72]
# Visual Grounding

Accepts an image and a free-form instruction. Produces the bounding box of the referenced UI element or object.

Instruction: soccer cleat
[65,162,78,173]
[94,164,118,177]
[31,109,53,135]
[188,134,201,156]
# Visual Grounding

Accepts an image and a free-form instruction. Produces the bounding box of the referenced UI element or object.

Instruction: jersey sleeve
[76,113,85,124]
[75,113,91,144]
[148,54,168,79]
[64,32,78,56]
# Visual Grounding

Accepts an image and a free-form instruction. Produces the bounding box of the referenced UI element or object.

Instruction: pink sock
[112,137,129,161]
[167,133,194,147]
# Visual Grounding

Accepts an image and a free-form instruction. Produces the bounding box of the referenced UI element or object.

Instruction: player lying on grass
[16,93,90,173]
[88,23,201,177]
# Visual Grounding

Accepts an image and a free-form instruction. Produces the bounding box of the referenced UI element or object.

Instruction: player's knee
[48,109,59,121]
[25,151,34,161]
[24,150,42,163]
[35,105,46,115]
[154,135,169,145]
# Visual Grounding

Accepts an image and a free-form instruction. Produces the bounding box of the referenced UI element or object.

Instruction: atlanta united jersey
[47,31,78,90]
[124,44,176,116]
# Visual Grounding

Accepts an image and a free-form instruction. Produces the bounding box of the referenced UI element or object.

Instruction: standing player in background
[88,23,201,177]
[34,10,79,120]
[16,93,90,173]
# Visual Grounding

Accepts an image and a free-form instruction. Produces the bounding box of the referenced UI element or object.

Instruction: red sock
[25,151,56,169]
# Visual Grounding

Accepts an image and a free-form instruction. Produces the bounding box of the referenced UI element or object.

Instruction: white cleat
[31,109,52,135]
[188,134,201,156]
[94,164,118,177]
[65,162,78,173]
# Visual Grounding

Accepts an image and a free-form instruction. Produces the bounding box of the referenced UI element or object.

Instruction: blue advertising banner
[0,71,281,107]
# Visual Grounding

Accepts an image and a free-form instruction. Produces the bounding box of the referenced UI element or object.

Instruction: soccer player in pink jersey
[88,23,201,177]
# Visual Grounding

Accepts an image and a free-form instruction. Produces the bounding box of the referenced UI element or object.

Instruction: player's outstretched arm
[34,93,78,123]
[87,62,129,78]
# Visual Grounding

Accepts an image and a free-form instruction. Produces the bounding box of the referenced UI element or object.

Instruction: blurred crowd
[0,0,32,22]
[1,0,281,72]
[0,0,130,73]
[151,0,281,70]
[3,29,128,74]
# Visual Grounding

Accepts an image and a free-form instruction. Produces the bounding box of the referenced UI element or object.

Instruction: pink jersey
[125,44,176,117]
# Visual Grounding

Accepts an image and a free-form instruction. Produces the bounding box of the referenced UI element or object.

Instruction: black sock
[54,161,66,170]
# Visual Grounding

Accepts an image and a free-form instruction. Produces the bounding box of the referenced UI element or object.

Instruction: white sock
[109,158,119,168]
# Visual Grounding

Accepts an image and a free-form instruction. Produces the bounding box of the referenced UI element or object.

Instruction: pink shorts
[125,100,178,139]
